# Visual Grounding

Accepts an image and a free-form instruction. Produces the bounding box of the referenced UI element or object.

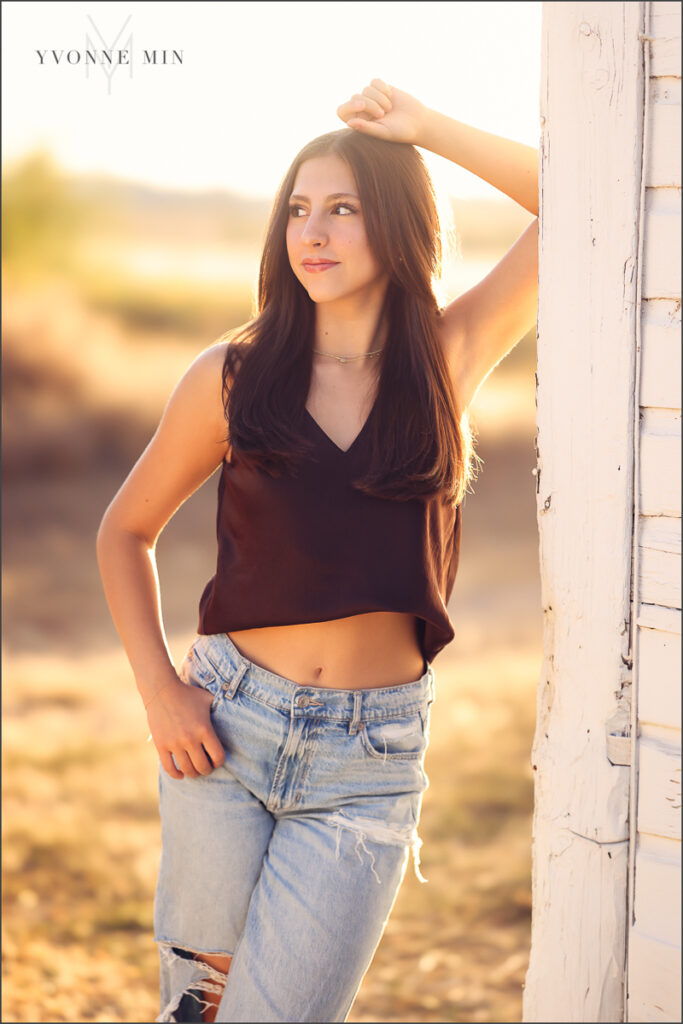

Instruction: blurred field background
[1,151,540,1023]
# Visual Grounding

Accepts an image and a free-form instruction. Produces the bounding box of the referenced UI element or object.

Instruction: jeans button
[296,695,309,708]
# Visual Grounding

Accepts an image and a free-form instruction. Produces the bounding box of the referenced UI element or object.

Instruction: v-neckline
[304,398,377,456]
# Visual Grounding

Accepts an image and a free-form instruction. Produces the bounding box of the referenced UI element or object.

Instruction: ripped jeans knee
[157,943,230,1023]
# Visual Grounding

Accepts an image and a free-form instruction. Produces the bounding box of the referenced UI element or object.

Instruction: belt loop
[224,659,248,700]
[349,692,363,735]
[427,664,435,705]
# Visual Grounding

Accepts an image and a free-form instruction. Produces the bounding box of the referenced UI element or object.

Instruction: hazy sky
[2,1,542,199]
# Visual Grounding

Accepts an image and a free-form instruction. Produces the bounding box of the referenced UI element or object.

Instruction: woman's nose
[301,211,327,246]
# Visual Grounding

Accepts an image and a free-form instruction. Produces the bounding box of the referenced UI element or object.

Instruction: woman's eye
[288,203,357,218]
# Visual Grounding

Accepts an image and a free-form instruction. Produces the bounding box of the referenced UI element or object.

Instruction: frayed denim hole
[157,944,229,1022]
[328,811,428,885]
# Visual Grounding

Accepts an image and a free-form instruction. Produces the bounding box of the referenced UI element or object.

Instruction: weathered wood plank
[639,516,682,554]
[525,4,645,1021]
[646,101,681,187]
[650,76,682,103]
[632,841,681,946]
[529,830,630,1020]
[639,412,682,516]
[648,3,682,77]
[636,733,682,840]
[637,602,681,633]
[639,516,682,608]
[640,319,682,409]
[639,546,681,607]
[627,927,682,1021]
[642,189,682,299]
[638,625,682,729]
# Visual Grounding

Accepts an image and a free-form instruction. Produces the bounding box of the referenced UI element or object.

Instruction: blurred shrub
[1,152,96,276]
[80,273,253,340]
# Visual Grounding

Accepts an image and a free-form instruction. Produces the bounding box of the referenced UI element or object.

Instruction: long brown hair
[221,128,475,508]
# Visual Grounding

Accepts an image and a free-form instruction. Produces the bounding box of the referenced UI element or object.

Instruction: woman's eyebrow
[289,192,360,202]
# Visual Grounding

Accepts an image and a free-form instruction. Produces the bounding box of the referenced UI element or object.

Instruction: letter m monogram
[85,13,133,94]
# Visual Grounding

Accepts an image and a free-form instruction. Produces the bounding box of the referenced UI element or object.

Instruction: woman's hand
[145,673,226,780]
[336,79,429,145]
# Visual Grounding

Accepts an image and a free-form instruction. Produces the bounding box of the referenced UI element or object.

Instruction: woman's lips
[302,261,339,274]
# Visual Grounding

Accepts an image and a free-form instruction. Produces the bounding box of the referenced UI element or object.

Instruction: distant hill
[3,152,535,262]
[69,172,272,246]
[68,171,533,254]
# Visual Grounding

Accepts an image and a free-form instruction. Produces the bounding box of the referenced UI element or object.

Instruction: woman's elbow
[96,505,120,567]
[96,504,150,563]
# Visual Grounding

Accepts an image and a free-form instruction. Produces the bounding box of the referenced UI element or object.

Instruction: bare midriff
[228,610,425,690]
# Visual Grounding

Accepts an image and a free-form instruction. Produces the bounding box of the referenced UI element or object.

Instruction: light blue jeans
[154,632,435,1023]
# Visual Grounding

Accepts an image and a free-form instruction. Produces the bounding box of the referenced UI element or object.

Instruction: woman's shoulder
[187,324,253,389]
[212,322,256,383]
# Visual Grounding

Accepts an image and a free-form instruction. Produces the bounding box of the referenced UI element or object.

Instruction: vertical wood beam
[523,4,646,1021]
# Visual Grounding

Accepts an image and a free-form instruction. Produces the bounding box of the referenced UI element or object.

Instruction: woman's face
[286,153,388,307]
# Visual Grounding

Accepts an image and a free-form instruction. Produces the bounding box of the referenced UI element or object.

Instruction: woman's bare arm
[438,218,538,410]
[337,79,539,411]
[96,341,230,779]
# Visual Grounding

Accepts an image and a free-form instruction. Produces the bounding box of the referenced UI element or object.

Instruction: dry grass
[2,261,540,1022]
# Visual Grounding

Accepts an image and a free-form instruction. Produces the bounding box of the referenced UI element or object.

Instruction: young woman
[97,78,538,1023]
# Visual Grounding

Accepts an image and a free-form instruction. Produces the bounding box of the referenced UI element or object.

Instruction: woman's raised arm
[96,342,230,779]
[338,79,539,411]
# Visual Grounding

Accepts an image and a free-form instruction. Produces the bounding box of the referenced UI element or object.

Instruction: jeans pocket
[360,710,427,761]
[181,645,222,711]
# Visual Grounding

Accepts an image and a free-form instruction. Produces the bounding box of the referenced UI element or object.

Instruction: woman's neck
[313,286,388,359]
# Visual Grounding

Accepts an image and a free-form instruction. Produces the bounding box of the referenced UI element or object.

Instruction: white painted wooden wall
[524,3,681,1022]
[627,2,681,1021]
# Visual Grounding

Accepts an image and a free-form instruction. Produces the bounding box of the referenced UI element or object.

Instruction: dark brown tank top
[197,400,462,665]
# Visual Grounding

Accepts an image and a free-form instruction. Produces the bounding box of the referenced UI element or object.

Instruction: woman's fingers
[354,96,387,120]
[150,677,226,779]
[338,80,393,124]
[336,98,363,123]
[202,729,226,769]
[160,750,184,780]
[369,77,392,97]
[187,742,216,777]
[159,733,223,780]
[172,748,200,779]
[362,83,392,112]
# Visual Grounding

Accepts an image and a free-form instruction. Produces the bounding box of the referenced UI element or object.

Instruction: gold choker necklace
[313,348,384,365]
